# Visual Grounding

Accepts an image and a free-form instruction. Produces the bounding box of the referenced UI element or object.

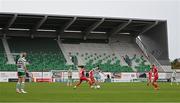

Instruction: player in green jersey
[16,52,28,93]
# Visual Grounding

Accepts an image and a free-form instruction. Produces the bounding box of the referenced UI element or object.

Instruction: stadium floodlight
[64,30,82,33]
[9,28,30,31]
[119,32,130,35]
[37,29,56,32]
[90,31,106,34]
[137,36,141,40]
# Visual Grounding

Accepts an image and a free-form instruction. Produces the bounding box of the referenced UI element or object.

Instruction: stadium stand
[7,38,67,71]
[0,39,6,70]
[0,37,151,72]
[110,42,151,72]
[0,13,170,73]
[63,42,150,72]
[0,39,16,71]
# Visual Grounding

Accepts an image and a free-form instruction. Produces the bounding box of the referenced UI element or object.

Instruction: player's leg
[171,77,178,85]
[67,77,72,86]
[94,78,99,87]
[74,79,83,89]
[171,77,173,85]
[86,77,93,87]
[91,78,95,85]
[20,76,27,93]
[152,78,159,90]
[16,75,22,93]
[147,79,151,86]
[94,77,99,86]
[152,79,155,87]
[175,78,179,85]
[16,72,26,93]
[67,79,69,86]
[90,78,97,88]
[76,79,83,87]
[74,77,92,88]
[70,77,73,86]
[67,77,71,86]
[95,74,102,87]
[152,81,155,88]
[80,77,92,87]
[88,78,94,88]
[155,82,159,90]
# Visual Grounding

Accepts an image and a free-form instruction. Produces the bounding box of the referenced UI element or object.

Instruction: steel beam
[83,18,105,40]
[107,19,132,38]
[56,17,77,36]
[139,21,158,35]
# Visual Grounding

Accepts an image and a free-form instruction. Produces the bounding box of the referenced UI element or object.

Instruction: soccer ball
[96,85,101,89]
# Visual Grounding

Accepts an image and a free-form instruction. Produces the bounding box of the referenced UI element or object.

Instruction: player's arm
[23,61,28,72]
[24,66,28,73]
[23,59,28,73]
[99,70,106,76]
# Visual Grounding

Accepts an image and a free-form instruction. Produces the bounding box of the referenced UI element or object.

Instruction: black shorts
[68,76,72,79]
[17,72,25,77]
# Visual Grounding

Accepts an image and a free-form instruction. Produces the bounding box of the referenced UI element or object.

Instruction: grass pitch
[0,82,180,103]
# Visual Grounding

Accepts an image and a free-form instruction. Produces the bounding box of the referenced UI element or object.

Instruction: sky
[0,0,179,60]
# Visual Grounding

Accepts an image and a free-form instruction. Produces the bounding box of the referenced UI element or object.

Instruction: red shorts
[153,77,158,82]
[80,77,89,81]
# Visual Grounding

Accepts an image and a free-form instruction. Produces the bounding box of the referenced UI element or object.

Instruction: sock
[155,84,158,88]
[21,82,25,90]
[16,82,21,90]
[154,83,158,88]
[152,83,158,88]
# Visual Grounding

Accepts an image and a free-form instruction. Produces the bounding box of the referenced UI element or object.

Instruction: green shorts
[17,72,26,78]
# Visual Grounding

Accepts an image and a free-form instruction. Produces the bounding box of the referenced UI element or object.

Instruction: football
[96,85,101,89]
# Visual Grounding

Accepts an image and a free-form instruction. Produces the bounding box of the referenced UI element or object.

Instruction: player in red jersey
[74,66,92,89]
[147,68,152,86]
[89,69,96,85]
[152,64,159,90]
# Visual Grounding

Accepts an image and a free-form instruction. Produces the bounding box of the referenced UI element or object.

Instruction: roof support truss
[3,14,17,37]
[83,18,105,40]
[56,17,77,38]
[107,19,132,38]
[139,21,158,35]
[33,15,48,31]
[30,15,48,38]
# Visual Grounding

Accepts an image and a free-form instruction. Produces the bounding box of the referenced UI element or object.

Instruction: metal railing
[136,37,165,72]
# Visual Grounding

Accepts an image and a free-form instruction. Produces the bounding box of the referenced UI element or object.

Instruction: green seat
[7,38,67,71]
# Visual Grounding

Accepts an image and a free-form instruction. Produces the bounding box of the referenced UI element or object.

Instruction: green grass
[0,82,180,103]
